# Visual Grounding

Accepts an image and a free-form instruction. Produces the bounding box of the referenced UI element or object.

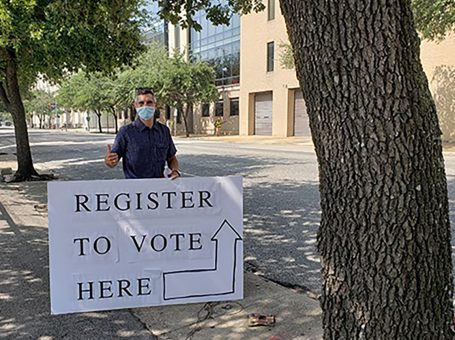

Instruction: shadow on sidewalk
[0,201,152,339]
[1,142,323,294]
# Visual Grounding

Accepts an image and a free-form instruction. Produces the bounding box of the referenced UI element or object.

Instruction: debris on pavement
[34,204,48,214]
[0,167,13,176]
[248,313,276,327]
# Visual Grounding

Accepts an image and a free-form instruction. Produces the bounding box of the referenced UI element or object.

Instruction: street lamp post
[173,108,178,136]
[221,66,228,106]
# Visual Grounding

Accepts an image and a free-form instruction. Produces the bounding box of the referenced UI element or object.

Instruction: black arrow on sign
[162,219,242,300]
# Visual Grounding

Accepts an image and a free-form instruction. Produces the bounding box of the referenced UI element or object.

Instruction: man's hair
[134,87,156,104]
[135,87,154,96]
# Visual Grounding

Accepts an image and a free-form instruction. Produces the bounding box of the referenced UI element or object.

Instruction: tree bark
[1,47,39,180]
[182,104,191,137]
[280,0,453,338]
[95,110,103,133]
[187,104,194,134]
[110,106,118,134]
[130,105,136,122]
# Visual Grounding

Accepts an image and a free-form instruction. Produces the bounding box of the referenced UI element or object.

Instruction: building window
[202,103,210,117]
[268,0,275,20]
[144,2,168,47]
[267,41,275,72]
[189,7,241,86]
[215,101,224,117]
[230,98,239,116]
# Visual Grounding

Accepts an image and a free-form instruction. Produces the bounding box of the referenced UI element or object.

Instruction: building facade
[170,7,241,136]
[239,0,308,137]
[168,0,455,140]
[30,3,455,140]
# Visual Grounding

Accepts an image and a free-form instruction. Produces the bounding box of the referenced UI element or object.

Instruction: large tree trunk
[1,47,39,180]
[280,0,453,338]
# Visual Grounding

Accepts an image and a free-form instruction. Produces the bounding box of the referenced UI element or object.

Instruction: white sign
[48,176,243,315]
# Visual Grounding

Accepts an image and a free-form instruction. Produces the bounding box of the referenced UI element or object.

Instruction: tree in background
[158,0,454,337]
[160,54,218,137]
[58,72,113,133]
[23,90,56,129]
[57,44,218,137]
[57,43,169,132]
[110,43,169,121]
[278,42,295,70]
[0,0,146,181]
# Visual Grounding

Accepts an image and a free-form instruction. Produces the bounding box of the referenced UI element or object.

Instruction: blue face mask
[137,106,155,120]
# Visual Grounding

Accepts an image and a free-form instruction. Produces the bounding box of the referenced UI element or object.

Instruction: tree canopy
[160,53,218,136]
[57,43,168,114]
[0,0,146,84]
[0,0,148,180]
[154,0,455,41]
[56,44,218,136]
[412,0,455,40]
[23,89,57,128]
[157,0,264,30]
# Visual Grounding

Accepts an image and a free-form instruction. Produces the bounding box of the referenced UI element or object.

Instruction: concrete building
[169,1,455,140]
[239,2,455,139]
[239,0,308,137]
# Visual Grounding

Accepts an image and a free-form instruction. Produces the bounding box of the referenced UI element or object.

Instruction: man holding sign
[105,88,180,180]
[49,88,244,316]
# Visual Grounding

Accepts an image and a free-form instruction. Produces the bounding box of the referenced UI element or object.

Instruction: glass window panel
[267,41,275,72]
[268,0,275,20]
[232,14,240,27]
[202,103,210,117]
[230,98,239,116]
[215,101,224,117]
[190,7,241,83]
[208,25,216,35]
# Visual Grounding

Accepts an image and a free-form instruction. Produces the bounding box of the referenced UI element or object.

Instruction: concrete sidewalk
[23,127,313,146]
[184,134,314,146]
[134,272,322,339]
[0,178,323,339]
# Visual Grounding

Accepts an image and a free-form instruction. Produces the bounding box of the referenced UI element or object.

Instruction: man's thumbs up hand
[105,144,119,168]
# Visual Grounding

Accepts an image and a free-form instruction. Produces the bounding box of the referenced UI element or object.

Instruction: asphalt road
[1,127,455,295]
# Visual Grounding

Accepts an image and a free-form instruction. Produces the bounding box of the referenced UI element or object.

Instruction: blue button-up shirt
[111,120,177,179]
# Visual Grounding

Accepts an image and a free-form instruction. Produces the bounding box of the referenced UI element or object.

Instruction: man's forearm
[168,156,179,173]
